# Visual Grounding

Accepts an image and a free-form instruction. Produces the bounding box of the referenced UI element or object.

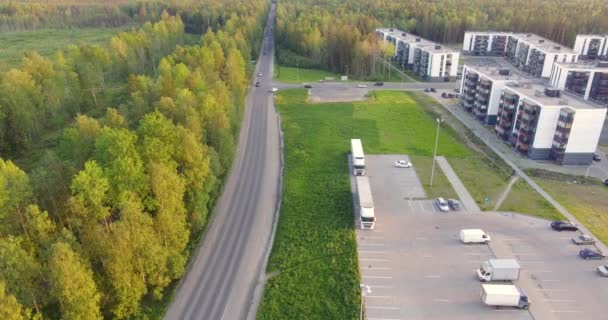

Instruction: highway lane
[165,4,280,320]
[271,80,460,91]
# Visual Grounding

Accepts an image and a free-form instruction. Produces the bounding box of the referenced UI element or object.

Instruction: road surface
[165,4,280,320]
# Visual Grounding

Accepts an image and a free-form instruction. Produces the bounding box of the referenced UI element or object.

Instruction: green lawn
[274,64,341,83]
[527,170,608,245]
[499,179,564,221]
[0,27,130,72]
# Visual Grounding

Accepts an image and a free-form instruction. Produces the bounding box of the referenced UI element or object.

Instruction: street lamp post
[359,284,372,320]
[346,65,349,80]
[296,62,299,82]
[430,117,443,187]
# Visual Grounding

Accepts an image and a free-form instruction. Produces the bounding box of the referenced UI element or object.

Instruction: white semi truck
[351,139,365,176]
[481,284,530,310]
[477,259,520,282]
[355,176,375,229]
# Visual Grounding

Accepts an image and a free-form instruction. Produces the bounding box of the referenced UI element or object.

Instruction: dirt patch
[308,86,369,103]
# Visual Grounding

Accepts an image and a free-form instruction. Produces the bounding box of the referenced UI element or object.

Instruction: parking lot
[352,155,608,320]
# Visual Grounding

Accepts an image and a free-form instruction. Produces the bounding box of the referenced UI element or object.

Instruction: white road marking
[369,285,394,288]
[358,251,387,254]
[544,299,576,302]
[536,288,567,291]
[365,267,391,270]
[464,253,481,255]
[415,237,428,240]
[495,309,521,312]
[368,318,401,320]
[424,275,441,278]
[423,255,433,258]
[360,244,385,246]
[540,279,560,282]
[515,253,538,256]
[363,276,393,279]
[366,296,392,298]
[433,299,450,302]
[367,306,400,310]
[551,310,582,313]
[518,261,544,264]
[362,236,385,239]
[359,258,391,261]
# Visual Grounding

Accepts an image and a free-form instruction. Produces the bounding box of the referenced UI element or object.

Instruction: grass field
[0,27,133,71]
[274,65,341,83]
[527,169,608,245]
[499,179,564,221]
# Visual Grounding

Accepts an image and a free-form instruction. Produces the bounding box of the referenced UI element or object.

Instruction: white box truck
[477,259,520,282]
[356,176,375,229]
[460,229,491,244]
[351,139,365,176]
[480,284,530,310]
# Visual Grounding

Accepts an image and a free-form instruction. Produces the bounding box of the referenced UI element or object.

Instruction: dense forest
[0,0,267,319]
[275,0,608,77]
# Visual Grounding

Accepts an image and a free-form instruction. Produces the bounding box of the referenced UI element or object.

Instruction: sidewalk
[435,156,480,212]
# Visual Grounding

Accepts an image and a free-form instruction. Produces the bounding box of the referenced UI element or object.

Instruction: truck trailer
[355,176,375,229]
[351,139,366,176]
[480,284,530,310]
[477,259,520,282]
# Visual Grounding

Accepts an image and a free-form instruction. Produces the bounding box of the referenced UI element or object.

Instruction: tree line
[0,0,268,318]
[274,0,608,77]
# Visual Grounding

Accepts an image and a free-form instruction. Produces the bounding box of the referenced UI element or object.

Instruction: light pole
[430,117,443,187]
[296,62,299,82]
[359,284,372,320]
[346,64,349,80]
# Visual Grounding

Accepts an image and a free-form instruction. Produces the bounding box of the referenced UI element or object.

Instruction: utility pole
[296,62,299,82]
[430,118,443,187]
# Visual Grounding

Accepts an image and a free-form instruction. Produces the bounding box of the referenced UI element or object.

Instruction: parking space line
[363,276,392,279]
[358,251,387,254]
[423,255,433,258]
[367,296,392,298]
[360,244,385,246]
[362,236,385,239]
[369,285,394,288]
[415,237,428,240]
[544,299,576,302]
[515,253,537,256]
[517,261,544,264]
[368,318,401,320]
[424,275,441,278]
[551,310,582,313]
[365,267,391,270]
[367,306,400,310]
[495,309,520,312]
[536,288,567,291]
[464,253,481,255]
[540,279,560,282]
[359,258,391,261]
[433,299,450,302]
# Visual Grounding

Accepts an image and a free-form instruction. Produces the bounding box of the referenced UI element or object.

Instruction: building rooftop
[504,82,606,110]
[465,31,575,54]
[377,28,458,54]
[464,60,535,82]
[554,60,608,71]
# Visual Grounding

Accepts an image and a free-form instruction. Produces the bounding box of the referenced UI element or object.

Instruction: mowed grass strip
[274,64,341,83]
[499,179,564,221]
[258,90,470,319]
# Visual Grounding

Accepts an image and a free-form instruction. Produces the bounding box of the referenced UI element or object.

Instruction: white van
[460,229,491,244]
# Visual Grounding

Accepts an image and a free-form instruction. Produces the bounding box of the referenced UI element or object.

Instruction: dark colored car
[424,88,431,92]
[441,92,448,98]
[430,88,437,92]
[255,81,260,87]
[593,153,601,161]
[374,82,384,86]
[447,93,455,98]
[604,179,608,186]
[448,199,461,211]
[304,84,313,89]
[579,248,606,260]
[550,221,578,231]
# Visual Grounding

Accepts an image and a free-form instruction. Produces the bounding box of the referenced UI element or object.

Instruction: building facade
[462,32,578,78]
[573,35,608,60]
[549,61,608,106]
[377,28,459,81]
[494,83,606,165]
[459,62,534,125]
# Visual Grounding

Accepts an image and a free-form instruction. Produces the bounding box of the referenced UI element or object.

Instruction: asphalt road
[164,5,280,320]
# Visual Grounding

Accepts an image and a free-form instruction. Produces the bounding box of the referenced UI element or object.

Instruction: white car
[394,160,412,168]
[258,72,262,76]
[436,198,450,212]
[357,84,368,88]
[269,88,278,92]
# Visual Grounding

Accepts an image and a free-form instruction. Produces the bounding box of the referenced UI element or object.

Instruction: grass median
[274,64,341,83]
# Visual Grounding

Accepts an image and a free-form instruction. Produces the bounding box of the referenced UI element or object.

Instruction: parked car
[394,160,412,168]
[269,88,278,92]
[448,199,461,211]
[550,221,578,231]
[593,153,601,161]
[454,93,460,98]
[303,84,313,89]
[579,248,606,260]
[374,82,384,86]
[604,179,608,186]
[572,234,596,245]
[263,51,268,55]
[453,88,460,93]
[436,197,450,212]
[447,93,455,98]
[258,72,262,76]
[597,265,608,277]
[255,81,260,87]
[430,88,437,92]
[441,92,448,98]
[424,88,431,92]
[357,84,368,88]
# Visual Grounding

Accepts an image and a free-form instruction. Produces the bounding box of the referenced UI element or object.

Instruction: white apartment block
[459,61,535,125]
[376,28,459,81]
[462,32,578,78]
[494,82,606,164]
[573,35,608,59]
[549,61,608,106]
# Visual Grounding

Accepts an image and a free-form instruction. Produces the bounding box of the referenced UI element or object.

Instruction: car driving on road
[579,248,606,260]
[394,160,412,168]
[436,198,450,212]
[551,221,578,231]
[357,84,367,88]
[303,83,313,88]
[572,234,596,245]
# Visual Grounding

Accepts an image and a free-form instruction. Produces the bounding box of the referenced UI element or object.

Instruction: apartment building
[463,32,578,78]
[376,28,460,81]
[459,62,534,125]
[494,83,606,165]
[573,35,608,60]
[549,61,608,106]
